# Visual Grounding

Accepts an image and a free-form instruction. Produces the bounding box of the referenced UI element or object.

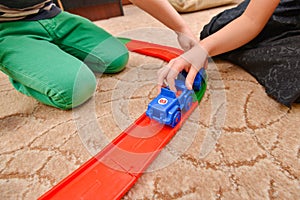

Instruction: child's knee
[20,66,97,110]
[88,38,129,73]
[106,50,129,73]
[57,67,97,110]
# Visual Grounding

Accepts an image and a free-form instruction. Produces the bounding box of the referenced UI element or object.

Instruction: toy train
[146,68,206,127]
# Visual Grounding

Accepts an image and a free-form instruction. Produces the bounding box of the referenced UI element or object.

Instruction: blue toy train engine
[146,69,206,127]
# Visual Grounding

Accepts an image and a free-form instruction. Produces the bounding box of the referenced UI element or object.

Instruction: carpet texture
[0,4,299,200]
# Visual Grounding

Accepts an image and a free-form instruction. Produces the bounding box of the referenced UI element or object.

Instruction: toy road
[39,38,207,200]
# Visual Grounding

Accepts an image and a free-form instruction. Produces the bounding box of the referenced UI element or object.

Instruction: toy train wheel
[172,111,181,127]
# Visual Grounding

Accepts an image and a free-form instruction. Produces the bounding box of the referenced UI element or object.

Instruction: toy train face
[146,69,206,127]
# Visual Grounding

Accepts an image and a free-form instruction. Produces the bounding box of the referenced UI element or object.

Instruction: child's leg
[0,31,96,110]
[219,34,300,107]
[200,0,300,106]
[40,11,129,74]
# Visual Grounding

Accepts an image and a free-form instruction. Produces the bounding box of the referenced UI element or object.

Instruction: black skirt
[200,0,300,107]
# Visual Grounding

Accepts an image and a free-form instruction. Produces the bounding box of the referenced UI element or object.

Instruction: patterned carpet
[0,4,299,200]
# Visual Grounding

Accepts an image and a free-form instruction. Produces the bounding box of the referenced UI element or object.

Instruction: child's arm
[159,0,281,90]
[129,0,201,91]
[200,0,280,56]
[129,0,197,49]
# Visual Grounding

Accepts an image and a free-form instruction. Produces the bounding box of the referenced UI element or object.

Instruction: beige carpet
[0,4,299,200]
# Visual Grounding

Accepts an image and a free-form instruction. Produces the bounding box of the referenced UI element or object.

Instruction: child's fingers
[166,67,179,92]
[157,64,171,88]
[186,66,199,90]
[204,59,208,69]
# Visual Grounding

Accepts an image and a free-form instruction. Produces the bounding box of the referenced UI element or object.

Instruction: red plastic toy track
[125,39,183,62]
[39,39,200,200]
[39,104,197,200]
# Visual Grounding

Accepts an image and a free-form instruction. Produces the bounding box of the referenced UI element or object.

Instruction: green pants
[0,12,129,110]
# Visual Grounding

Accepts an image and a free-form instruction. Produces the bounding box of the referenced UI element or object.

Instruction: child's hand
[176,31,198,51]
[157,44,208,92]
